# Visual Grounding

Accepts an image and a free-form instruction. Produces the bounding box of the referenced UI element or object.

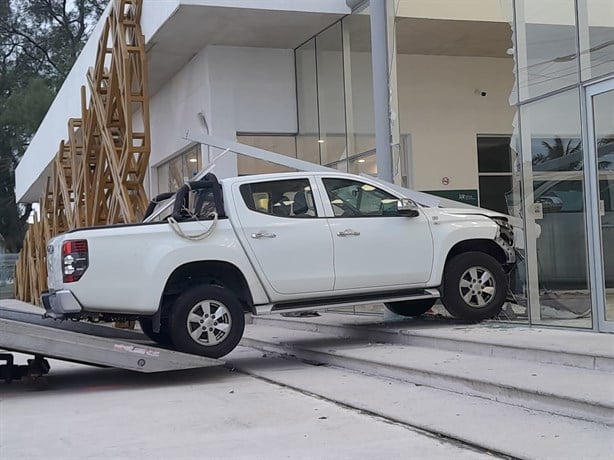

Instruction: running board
[255,289,440,315]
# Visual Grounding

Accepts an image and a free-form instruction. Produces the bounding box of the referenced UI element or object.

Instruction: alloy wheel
[186,300,232,346]
[458,266,496,308]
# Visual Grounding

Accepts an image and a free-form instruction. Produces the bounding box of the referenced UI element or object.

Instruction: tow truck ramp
[0,306,221,382]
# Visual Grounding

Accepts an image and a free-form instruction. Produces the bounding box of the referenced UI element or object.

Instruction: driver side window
[322,178,400,217]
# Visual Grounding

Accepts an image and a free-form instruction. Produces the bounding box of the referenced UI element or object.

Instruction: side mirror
[398,198,420,217]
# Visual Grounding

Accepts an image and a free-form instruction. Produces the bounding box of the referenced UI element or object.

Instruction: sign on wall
[424,189,479,206]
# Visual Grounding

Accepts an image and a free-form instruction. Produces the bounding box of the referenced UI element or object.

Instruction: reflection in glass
[333,161,348,173]
[349,152,377,176]
[237,135,297,175]
[157,163,169,195]
[184,149,200,181]
[316,23,347,165]
[169,156,183,191]
[521,89,591,326]
[593,88,614,322]
[296,39,320,165]
[579,0,614,81]
[515,0,579,100]
[157,145,201,193]
[344,14,375,155]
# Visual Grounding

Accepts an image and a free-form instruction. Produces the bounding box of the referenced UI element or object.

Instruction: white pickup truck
[43,170,516,358]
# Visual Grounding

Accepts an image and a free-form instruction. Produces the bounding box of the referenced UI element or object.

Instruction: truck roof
[219,170,360,185]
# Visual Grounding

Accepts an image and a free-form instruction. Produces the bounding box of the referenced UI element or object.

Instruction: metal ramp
[0,304,222,382]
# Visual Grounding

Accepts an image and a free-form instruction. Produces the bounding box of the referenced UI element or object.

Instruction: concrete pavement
[1,301,613,459]
[1,354,491,460]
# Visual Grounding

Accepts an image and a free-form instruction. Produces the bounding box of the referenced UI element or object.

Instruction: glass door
[586,80,614,332]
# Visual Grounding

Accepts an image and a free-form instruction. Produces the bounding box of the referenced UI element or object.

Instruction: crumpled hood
[438,207,507,219]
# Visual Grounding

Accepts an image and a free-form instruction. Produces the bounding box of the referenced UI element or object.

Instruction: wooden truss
[15,0,151,304]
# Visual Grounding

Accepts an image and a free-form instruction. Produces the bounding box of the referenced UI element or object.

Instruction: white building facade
[16,0,614,332]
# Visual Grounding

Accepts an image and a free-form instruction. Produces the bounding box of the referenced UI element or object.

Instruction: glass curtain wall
[578,0,614,81]
[317,24,346,166]
[515,0,614,329]
[295,10,375,174]
[393,0,527,322]
[296,39,320,165]
[236,135,298,175]
[295,0,614,329]
[515,0,608,328]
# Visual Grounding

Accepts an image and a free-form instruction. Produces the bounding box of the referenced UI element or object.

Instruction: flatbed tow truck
[0,138,275,384]
[0,302,221,383]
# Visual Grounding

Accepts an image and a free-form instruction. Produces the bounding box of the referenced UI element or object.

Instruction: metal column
[369,0,393,183]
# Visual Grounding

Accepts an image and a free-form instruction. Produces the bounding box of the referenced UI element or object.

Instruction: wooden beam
[15,0,151,304]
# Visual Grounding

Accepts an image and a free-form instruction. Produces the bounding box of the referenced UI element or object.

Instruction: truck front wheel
[441,252,507,321]
[168,285,245,358]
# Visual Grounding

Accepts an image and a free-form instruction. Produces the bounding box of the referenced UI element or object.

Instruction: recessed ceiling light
[189,158,198,163]
[358,159,366,163]
[317,139,325,143]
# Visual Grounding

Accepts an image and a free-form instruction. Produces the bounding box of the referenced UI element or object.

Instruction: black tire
[384,299,436,317]
[441,251,507,321]
[139,317,174,347]
[168,285,245,358]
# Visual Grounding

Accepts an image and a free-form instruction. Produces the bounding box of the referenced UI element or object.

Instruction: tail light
[62,240,89,283]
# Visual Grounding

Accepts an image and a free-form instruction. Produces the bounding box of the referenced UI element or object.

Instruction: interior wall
[396,54,516,191]
[147,45,297,193]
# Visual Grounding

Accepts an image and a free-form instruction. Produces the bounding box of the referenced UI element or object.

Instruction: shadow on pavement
[0,362,230,398]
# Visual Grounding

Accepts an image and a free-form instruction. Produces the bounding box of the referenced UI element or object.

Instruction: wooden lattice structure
[15,0,151,304]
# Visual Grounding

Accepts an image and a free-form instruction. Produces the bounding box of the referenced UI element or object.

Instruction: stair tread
[254,314,614,358]
[244,323,614,408]
[228,346,614,460]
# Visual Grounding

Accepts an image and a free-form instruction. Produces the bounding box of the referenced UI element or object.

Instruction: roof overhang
[146,4,346,95]
[16,0,348,203]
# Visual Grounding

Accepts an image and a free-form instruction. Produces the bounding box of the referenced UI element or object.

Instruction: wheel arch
[161,260,255,315]
[445,239,508,268]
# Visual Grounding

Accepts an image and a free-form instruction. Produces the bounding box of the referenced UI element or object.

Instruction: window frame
[476,135,513,214]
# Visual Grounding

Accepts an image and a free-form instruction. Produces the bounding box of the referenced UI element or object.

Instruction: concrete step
[228,346,614,460]
[251,313,614,371]
[241,323,614,425]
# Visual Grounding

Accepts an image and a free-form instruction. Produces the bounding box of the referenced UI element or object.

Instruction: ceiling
[147,5,344,94]
[345,15,513,58]
[146,6,514,95]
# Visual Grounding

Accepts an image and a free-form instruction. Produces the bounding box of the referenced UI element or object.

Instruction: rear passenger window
[240,179,318,218]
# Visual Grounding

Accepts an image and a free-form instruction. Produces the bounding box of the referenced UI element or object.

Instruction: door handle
[337,229,360,237]
[251,231,277,239]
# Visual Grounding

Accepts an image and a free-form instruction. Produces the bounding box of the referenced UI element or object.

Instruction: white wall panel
[147,45,297,192]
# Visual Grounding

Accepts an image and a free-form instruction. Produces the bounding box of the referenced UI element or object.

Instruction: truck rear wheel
[168,285,245,358]
[441,251,507,321]
[139,317,173,347]
[384,299,436,317]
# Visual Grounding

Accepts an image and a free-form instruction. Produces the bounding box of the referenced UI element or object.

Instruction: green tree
[0,0,105,252]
